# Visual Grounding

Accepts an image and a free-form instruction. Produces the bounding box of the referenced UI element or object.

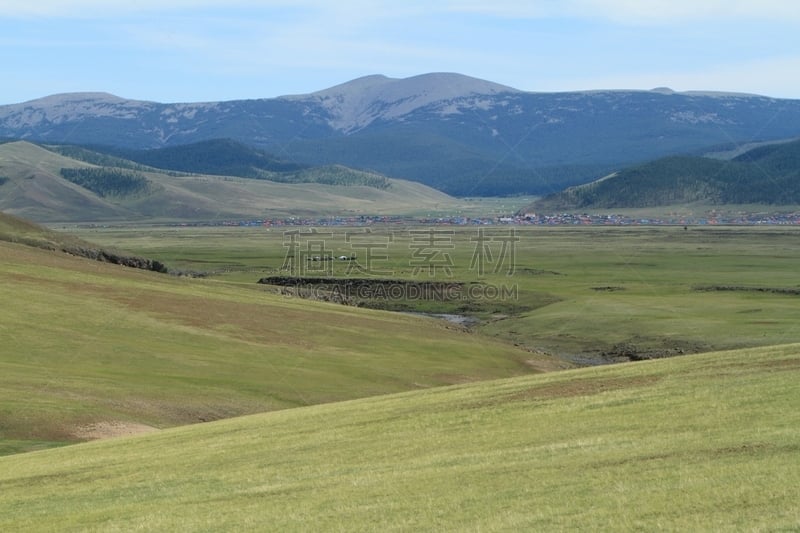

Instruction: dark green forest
[60,167,152,198]
[102,138,305,177]
[265,165,391,189]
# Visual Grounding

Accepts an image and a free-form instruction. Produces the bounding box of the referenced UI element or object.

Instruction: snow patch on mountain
[0,92,153,128]
[0,93,222,131]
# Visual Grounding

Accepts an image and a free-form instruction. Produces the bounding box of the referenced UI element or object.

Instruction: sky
[2,0,800,104]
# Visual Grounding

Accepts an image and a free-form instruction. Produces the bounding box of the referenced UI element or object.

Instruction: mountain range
[4,73,800,196]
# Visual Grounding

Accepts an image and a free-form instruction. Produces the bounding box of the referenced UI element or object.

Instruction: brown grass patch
[431,374,480,385]
[704,356,800,377]
[594,442,800,469]
[71,421,158,441]
[754,358,800,371]
[509,375,661,401]
[463,374,661,410]
[522,357,575,373]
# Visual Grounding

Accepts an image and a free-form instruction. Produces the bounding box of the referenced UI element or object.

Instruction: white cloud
[580,0,800,24]
[0,1,292,17]
[3,0,799,101]
[4,0,799,24]
[444,0,800,24]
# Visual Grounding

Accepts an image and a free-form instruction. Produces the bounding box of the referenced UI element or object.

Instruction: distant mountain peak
[1,92,152,130]
[308,72,518,98]
[22,92,130,104]
[290,72,520,133]
[306,74,394,96]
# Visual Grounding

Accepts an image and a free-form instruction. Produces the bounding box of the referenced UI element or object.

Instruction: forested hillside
[532,140,800,209]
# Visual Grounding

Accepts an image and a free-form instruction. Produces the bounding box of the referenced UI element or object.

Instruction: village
[177,210,800,228]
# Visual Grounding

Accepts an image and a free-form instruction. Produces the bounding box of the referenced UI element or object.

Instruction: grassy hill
[532,139,800,210]
[0,140,135,221]
[0,210,82,248]
[1,343,797,530]
[0,211,167,271]
[0,141,459,222]
[0,233,553,456]
[51,139,393,188]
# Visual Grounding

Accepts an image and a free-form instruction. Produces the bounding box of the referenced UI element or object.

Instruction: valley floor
[69,223,800,364]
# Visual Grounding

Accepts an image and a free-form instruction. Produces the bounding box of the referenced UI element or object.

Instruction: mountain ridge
[4,73,800,196]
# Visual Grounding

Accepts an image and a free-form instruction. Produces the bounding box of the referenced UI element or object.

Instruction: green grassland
[1,238,560,456]
[4,218,800,529]
[72,224,800,363]
[1,342,798,531]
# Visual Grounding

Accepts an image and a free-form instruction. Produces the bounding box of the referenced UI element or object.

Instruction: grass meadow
[1,342,798,530]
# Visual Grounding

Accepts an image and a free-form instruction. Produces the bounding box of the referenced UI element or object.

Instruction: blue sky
[2,0,800,104]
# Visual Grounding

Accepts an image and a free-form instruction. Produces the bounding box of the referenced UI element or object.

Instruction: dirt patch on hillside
[72,421,159,441]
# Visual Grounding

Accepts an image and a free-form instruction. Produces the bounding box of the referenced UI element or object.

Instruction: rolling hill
[54,138,393,188]
[0,221,555,456]
[0,342,797,530]
[4,73,800,195]
[0,141,458,222]
[530,139,800,209]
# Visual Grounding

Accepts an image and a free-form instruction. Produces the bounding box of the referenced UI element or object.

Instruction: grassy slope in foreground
[1,344,798,531]
[0,239,552,456]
